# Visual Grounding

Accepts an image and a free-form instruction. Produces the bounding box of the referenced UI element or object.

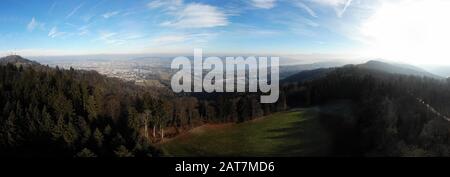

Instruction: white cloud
[48,27,66,38]
[27,17,38,31]
[161,3,228,28]
[102,11,120,19]
[148,0,228,29]
[27,17,46,32]
[48,27,57,37]
[251,0,277,9]
[134,1,227,50]
[78,26,90,36]
[293,1,318,18]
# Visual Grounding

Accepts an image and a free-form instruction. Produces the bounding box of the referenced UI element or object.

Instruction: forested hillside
[283,66,450,156]
[0,63,165,157]
[0,58,285,157]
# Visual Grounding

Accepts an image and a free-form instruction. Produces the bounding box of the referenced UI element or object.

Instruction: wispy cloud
[151,34,188,45]
[267,10,319,37]
[160,3,228,28]
[97,31,122,45]
[147,0,183,10]
[66,3,84,19]
[148,0,228,29]
[96,31,146,45]
[339,0,353,17]
[64,22,77,28]
[230,24,281,37]
[149,32,216,47]
[310,0,353,17]
[250,0,277,9]
[48,1,57,15]
[27,17,41,31]
[102,11,120,19]
[293,1,318,18]
[78,26,90,36]
[48,27,66,38]
[61,23,91,36]
[27,17,45,32]
[145,1,226,48]
[81,14,95,22]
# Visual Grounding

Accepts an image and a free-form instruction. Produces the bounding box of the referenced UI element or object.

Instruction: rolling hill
[0,55,40,66]
[284,60,443,83]
[358,60,442,79]
[280,61,345,79]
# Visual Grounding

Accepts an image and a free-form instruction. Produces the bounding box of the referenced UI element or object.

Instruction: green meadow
[160,108,333,157]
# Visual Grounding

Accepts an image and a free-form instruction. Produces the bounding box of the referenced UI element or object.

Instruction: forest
[283,66,450,156]
[0,62,285,157]
[1,56,450,157]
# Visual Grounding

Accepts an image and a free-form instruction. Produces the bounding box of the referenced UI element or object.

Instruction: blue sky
[1,0,449,65]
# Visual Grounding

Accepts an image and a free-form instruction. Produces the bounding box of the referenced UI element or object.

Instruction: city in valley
[38,56,175,88]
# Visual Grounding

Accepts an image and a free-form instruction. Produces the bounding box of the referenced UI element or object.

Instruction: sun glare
[360,0,450,65]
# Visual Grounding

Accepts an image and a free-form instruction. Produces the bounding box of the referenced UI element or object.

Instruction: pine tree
[0,111,17,147]
[112,133,126,147]
[103,124,112,137]
[76,148,97,157]
[114,145,134,157]
[93,128,104,148]
[86,96,98,122]
[51,115,65,141]
[127,106,140,140]
[40,106,53,133]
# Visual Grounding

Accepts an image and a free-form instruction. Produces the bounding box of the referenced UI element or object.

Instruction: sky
[1,0,450,65]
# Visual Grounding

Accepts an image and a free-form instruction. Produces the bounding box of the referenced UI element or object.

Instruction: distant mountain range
[284,60,443,83]
[280,61,346,79]
[358,60,442,79]
[422,65,450,78]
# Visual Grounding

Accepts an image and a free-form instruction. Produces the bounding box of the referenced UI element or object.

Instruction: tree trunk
[153,125,156,138]
[160,124,164,141]
[144,118,148,141]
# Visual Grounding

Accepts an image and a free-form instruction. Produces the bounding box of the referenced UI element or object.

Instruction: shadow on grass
[266,110,333,156]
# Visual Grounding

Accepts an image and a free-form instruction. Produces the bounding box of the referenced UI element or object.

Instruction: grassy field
[160,108,333,157]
